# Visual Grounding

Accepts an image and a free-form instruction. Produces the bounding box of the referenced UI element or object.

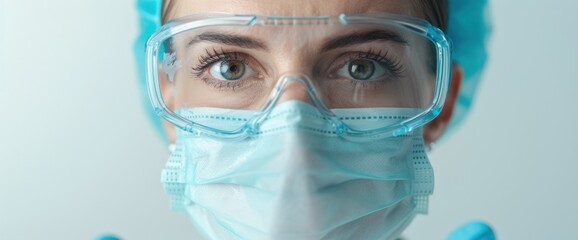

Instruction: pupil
[229,65,238,73]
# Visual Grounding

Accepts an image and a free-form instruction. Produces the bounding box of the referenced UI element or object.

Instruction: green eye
[210,60,247,80]
[348,59,375,80]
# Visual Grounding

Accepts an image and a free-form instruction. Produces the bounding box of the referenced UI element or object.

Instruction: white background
[1,1,577,239]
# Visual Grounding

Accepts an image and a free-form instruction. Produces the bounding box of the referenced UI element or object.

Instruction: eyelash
[191,47,248,77]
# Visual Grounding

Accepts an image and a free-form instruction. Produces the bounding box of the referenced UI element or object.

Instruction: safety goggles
[146,13,451,139]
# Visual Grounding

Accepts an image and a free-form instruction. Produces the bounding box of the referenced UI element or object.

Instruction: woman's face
[158,1,461,239]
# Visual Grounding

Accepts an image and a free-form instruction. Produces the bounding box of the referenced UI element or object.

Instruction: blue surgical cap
[134,0,491,140]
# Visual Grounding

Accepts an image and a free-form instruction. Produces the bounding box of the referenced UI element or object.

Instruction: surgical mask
[162,101,433,240]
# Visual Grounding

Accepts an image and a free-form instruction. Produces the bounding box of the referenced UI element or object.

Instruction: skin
[161,0,463,145]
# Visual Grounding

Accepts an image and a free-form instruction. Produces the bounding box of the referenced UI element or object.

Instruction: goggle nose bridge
[244,74,348,136]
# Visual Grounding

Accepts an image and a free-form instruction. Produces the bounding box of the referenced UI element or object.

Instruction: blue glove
[447,221,495,240]
[94,234,121,240]
[93,222,493,240]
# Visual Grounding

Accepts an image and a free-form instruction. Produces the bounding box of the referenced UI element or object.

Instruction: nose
[274,74,317,106]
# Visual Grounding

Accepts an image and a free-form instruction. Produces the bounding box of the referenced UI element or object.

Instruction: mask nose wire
[244,73,347,136]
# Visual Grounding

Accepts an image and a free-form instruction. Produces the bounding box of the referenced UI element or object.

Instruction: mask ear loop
[168,143,176,153]
[425,141,435,152]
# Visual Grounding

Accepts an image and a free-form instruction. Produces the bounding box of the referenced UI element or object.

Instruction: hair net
[133,0,491,140]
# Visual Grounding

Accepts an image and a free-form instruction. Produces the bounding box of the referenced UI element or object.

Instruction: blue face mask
[162,101,434,239]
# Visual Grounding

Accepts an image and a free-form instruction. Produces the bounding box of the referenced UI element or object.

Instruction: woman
[132,0,492,239]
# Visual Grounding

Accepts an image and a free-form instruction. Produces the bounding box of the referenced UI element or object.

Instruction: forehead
[168,0,418,19]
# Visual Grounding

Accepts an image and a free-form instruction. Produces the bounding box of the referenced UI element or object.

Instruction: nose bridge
[269,27,320,106]
[271,73,334,116]
[248,73,347,138]
[276,75,315,105]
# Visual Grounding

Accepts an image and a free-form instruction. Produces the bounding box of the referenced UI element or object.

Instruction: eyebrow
[187,32,268,50]
[321,30,409,52]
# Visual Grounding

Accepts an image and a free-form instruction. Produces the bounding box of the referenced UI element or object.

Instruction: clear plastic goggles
[146,13,451,139]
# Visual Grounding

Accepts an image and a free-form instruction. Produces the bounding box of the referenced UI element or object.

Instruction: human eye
[191,48,264,90]
[333,49,404,84]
